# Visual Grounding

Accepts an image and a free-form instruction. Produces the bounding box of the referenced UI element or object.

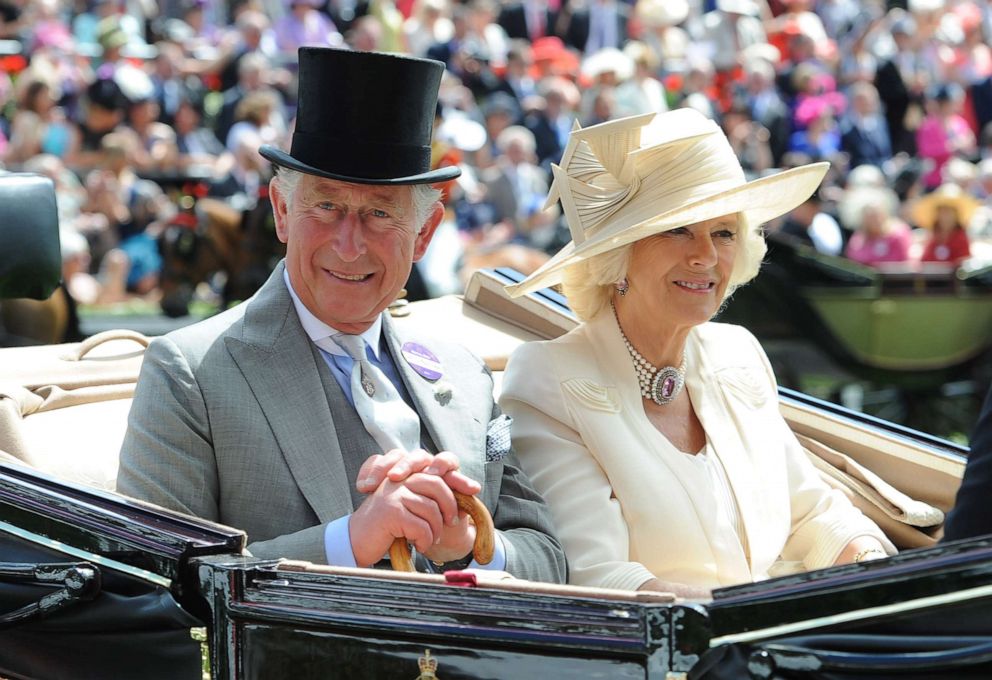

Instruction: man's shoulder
[153,301,252,366]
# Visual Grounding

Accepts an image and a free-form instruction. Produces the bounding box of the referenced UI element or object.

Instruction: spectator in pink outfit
[842,185,913,266]
[916,83,977,190]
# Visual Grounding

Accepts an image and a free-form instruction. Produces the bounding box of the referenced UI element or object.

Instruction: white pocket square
[485,414,513,462]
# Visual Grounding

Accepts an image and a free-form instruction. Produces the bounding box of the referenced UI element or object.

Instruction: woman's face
[862,205,887,238]
[934,205,958,233]
[624,214,740,330]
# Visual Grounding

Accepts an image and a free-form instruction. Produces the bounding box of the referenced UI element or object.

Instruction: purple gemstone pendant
[650,366,684,406]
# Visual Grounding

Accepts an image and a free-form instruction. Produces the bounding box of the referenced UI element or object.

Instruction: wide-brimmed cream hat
[505,109,829,297]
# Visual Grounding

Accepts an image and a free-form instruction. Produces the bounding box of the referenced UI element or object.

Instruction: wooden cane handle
[388,492,495,572]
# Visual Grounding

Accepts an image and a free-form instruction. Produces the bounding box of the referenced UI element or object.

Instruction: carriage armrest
[0,174,61,301]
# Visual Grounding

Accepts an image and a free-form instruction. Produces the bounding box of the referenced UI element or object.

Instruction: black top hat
[259,48,460,185]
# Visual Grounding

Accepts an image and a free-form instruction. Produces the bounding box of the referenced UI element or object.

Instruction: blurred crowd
[4,0,992,338]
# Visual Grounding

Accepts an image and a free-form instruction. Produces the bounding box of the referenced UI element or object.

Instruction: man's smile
[327,270,373,282]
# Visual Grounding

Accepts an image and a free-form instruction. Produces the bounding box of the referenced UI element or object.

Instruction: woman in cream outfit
[499,109,894,597]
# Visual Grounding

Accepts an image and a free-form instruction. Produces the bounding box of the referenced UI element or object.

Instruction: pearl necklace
[613,304,687,406]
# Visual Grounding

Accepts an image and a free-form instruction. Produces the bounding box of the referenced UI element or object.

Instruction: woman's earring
[615,278,629,296]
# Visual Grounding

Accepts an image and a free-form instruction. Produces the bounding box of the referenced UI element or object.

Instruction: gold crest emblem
[416,649,439,679]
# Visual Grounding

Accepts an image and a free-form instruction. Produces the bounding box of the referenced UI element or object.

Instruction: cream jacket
[499,311,894,591]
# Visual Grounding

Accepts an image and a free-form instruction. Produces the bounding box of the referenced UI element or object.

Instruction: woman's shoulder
[693,321,769,369]
[504,325,594,390]
[693,320,759,348]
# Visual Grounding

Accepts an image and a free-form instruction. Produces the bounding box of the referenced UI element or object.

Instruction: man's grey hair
[272,167,442,232]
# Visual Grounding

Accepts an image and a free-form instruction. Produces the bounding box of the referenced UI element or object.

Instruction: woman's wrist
[853,547,887,563]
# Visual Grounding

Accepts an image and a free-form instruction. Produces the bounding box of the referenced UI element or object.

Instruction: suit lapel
[381,314,486,486]
[224,264,353,523]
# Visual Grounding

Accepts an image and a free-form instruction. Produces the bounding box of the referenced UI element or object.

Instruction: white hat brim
[506,161,829,297]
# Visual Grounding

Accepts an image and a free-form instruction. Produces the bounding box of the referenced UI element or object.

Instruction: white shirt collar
[283,268,383,359]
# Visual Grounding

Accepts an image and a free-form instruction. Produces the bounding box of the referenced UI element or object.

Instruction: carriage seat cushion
[0,173,61,300]
[0,331,147,490]
[798,433,945,549]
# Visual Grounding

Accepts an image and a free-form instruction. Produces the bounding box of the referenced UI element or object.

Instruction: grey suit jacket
[117,263,565,583]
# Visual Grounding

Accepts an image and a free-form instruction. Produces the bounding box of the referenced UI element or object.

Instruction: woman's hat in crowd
[259,48,460,185]
[505,108,828,297]
[634,0,689,28]
[838,185,900,231]
[911,183,979,229]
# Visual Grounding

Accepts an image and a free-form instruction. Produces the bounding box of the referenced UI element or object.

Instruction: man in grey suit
[117,47,566,583]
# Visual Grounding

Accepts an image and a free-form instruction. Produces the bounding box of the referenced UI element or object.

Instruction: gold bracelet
[853,547,887,563]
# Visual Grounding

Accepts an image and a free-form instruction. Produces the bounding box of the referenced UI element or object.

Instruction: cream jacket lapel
[579,312,754,583]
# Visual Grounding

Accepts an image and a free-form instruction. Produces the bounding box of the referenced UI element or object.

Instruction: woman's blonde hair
[560,213,766,321]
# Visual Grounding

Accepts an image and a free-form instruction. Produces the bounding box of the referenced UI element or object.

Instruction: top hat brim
[260,145,461,186]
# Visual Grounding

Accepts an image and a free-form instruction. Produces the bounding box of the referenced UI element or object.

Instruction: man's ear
[412,201,445,262]
[270,178,290,244]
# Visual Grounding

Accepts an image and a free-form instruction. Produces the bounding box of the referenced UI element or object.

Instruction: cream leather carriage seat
[0,331,146,490]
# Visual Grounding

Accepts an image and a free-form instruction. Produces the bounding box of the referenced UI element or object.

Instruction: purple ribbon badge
[401,342,443,381]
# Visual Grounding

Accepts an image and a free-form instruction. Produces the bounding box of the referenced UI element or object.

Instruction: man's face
[272,175,441,334]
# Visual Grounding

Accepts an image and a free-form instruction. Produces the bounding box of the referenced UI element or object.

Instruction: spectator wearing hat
[696,0,767,75]
[95,14,131,71]
[634,0,690,75]
[118,48,566,582]
[917,83,977,191]
[842,184,913,267]
[578,47,633,125]
[912,183,978,264]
